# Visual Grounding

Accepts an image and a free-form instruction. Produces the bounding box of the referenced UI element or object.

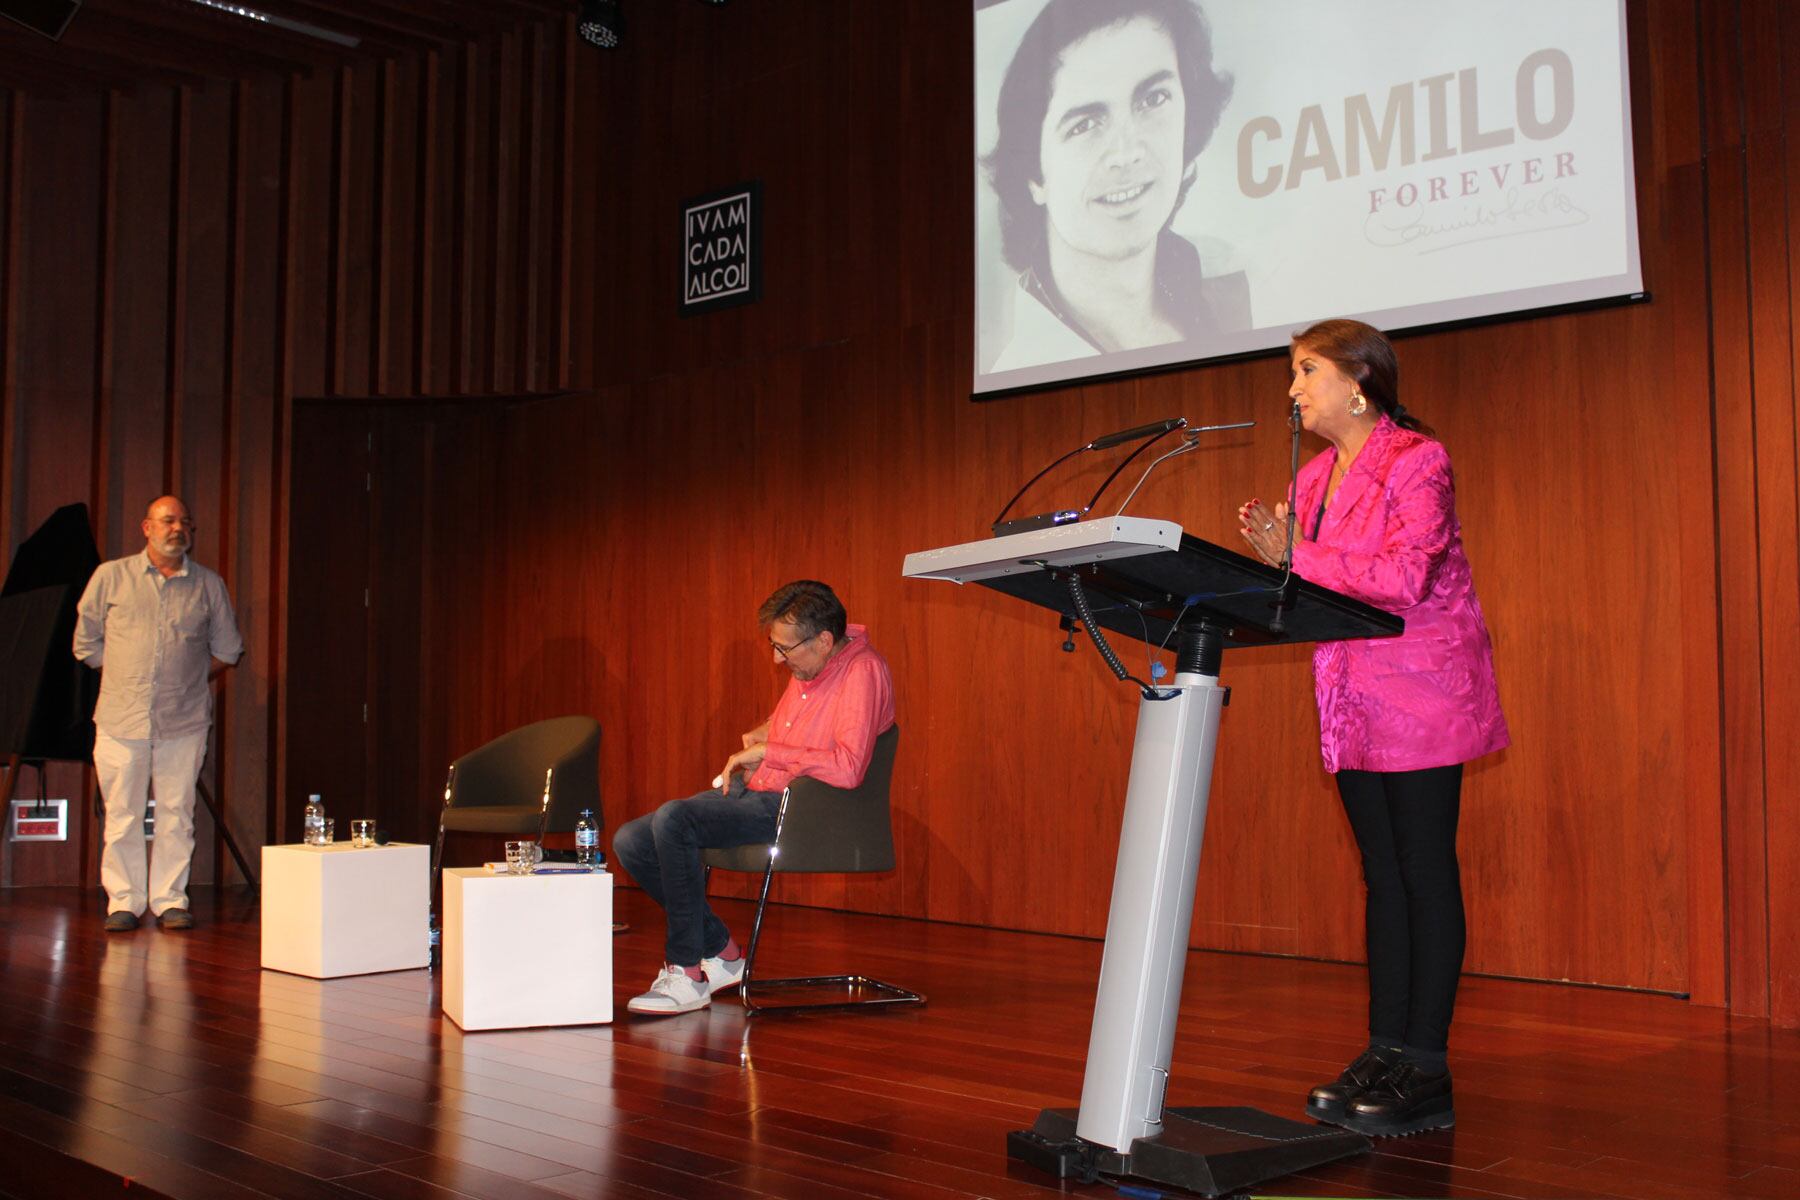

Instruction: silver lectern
[903,516,1402,1197]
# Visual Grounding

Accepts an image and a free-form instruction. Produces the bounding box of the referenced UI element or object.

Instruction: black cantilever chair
[431,715,601,891]
[702,723,922,1015]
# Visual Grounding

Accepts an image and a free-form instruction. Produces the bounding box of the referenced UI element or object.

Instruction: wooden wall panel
[224,79,285,878]
[454,43,491,395]
[1735,0,1800,1025]
[105,89,172,543]
[417,50,451,395]
[332,66,378,399]
[488,33,519,393]
[1628,0,1731,1011]
[1769,0,1800,1028]
[177,84,233,887]
[1701,0,1769,1022]
[284,403,369,834]
[365,409,427,826]
[375,58,417,397]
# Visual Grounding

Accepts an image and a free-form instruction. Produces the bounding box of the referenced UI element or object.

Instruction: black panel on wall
[0,0,82,42]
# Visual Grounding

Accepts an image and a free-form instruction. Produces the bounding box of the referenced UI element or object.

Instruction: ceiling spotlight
[578,0,621,49]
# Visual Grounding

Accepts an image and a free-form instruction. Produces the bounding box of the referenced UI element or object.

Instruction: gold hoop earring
[1349,391,1368,417]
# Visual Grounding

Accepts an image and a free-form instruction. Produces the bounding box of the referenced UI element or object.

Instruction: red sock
[719,937,742,962]
[678,963,704,982]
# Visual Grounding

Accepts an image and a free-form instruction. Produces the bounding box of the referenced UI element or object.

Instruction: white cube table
[441,866,613,1030]
[261,842,431,978]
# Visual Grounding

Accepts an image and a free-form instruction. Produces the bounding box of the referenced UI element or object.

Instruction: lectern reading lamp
[902,418,1401,1197]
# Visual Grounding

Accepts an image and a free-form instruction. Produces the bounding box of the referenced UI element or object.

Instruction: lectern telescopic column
[1008,626,1368,1197]
[1077,624,1224,1149]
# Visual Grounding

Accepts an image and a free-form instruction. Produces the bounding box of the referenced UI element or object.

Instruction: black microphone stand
[1267,401,1304,633]
[990,418,1187,536]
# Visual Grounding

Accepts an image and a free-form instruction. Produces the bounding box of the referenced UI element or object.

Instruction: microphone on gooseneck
[1283,400,1302,566]
[991,418,1188,535]
[1084,417,1186,452]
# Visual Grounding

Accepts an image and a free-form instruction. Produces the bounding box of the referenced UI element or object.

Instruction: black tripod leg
[0,756,18,885]
[0,755,18,828]
[194,777,259,894]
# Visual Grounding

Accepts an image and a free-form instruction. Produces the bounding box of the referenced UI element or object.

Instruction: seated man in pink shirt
[613,580,895,1015]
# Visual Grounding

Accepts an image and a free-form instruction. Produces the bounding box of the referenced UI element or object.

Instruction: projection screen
[973,0,1644,396]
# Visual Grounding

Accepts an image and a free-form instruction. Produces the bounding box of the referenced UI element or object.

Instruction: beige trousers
[94,729,208,918]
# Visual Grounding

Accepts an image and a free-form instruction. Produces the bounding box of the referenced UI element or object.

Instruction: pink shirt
[1290,418,1509,773]
[748,624,895,792]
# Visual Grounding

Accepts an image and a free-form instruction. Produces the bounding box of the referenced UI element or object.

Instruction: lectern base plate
[1007,1106,1369,1197]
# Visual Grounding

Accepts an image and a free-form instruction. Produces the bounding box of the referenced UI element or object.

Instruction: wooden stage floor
[3,885,1798,1200]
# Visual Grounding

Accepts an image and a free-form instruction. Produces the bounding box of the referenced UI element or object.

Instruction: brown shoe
[156,907,195,931]
[1306,1046,1400,1125]
[1342,1063,1454,1137]
[103,911,139,932]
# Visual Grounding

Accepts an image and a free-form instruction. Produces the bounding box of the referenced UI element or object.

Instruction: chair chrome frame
[430,763,554,889]
[722,782,925,1016]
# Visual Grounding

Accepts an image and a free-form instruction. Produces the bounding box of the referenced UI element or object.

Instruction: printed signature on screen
[1363,187,1591,254]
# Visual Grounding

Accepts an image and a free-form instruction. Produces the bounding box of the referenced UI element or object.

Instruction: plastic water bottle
[575,809,598,868]
[304,794,325,845]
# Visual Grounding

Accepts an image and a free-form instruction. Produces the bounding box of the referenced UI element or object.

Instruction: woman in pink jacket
[1239,319,1508,1139]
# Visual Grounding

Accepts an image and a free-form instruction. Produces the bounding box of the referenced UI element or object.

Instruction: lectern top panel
[904,518,1402,650]
[900,517,1181,584]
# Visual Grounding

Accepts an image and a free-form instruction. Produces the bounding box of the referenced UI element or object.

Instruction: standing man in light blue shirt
[73,496,244,932]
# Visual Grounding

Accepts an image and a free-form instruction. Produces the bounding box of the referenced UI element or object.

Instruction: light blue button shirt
[72,550,244,740]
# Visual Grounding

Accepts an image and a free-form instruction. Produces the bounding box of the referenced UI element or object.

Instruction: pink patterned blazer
[1289,416,1509,773]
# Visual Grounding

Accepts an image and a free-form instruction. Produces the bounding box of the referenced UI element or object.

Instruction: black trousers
[1335,764,1465,1054]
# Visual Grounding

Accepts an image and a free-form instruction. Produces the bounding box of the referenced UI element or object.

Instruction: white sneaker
[627,965,711,1015]
[703,953,746,994]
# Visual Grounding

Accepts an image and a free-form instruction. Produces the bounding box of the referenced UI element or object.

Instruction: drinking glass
[322,818,335,844]
[351,819,375,848]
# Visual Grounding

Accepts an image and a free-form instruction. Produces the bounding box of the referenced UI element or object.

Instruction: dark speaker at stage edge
[1,504,101,764]
[0,0,81,42]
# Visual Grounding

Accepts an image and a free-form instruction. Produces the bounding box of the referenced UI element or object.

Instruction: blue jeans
[611,784,781,967]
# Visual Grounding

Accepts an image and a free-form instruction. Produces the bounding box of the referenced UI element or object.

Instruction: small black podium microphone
[1085,417,1186,452]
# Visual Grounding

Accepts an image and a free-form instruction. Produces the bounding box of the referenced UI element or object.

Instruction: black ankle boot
[1305,1046,1400,1125]
[1342,1061,1454,1136]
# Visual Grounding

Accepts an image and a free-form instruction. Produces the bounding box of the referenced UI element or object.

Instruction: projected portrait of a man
[982,0,1248,374]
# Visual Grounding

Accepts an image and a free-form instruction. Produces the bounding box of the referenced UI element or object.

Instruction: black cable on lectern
[1064,573,1173,701]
